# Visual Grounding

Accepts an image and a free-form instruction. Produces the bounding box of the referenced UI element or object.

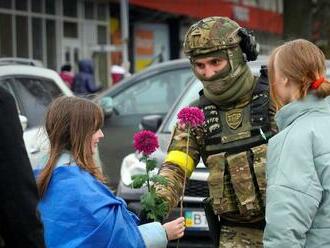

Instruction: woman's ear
[282,76,289,87]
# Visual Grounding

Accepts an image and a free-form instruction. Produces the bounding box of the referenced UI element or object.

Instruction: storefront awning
[130,0,283,34]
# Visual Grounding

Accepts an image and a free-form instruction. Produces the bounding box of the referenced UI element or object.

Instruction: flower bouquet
[131,130,169,222]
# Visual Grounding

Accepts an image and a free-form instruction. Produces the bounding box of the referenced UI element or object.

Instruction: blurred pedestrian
[36,96,185,248]
[264,39,330,247]
[59,64,74,90]
[111,64,125,85]
[72,59,102,96]
[0,87,45,248]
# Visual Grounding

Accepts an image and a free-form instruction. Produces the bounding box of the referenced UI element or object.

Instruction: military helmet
[183,16,242,58]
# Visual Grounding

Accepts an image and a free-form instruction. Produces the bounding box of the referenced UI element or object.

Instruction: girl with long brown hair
[264,39,330,247]
[36,96,185,248]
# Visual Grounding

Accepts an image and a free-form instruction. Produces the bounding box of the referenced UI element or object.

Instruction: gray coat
[264,94,330,248]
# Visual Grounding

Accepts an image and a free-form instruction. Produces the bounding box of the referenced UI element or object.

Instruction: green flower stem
[146,163,151,192]
[144,156,151,192]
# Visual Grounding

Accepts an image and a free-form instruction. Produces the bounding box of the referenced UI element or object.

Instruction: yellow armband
[165,150,194,177]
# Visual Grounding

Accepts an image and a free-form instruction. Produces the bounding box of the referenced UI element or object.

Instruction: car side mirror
[140,115,163,132]
[100,96,114,118]
[19,114,28,131]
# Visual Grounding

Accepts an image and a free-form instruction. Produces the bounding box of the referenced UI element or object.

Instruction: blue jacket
[36,153,167,248]
[264,94,330,247]
[73,59,101,94]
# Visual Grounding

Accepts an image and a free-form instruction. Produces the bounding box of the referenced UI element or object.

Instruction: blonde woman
[264,39,330,247]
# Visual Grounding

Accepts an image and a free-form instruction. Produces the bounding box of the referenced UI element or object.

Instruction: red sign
[135,30,154,56]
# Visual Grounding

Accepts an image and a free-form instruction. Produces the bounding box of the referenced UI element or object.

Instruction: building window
[74,48,79,65]
[32,18,43,60]
[46,19,56,69]
[45,0,55,14]
[97,25,107,44]
[277,0,283,13]
[64,47,70,63]
[84,1,94,19]
[0,0,11,9]
[63,0,77,17]
[15,0,27,11]
[256,0,283,13]
[16,15,28,58]
[97,3,107,21]
[31,0,42,13]
[242,0,257,7]
[0,14,13,57]
[64,21,78,38]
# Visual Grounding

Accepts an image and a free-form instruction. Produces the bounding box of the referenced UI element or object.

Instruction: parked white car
[0,61,74,168]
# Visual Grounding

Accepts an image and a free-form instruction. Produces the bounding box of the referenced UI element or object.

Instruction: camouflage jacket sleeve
[155,124,203,213]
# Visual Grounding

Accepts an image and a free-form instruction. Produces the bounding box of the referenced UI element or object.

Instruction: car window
[0,78,22,114]
[12,77,63,128]
[163,79,203,132]
[112,68,193,115]
[0,79,12,92]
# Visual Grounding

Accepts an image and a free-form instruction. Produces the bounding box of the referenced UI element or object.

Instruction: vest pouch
[206,153,238,215]
[250,144,267,206]
[227,151,261,217]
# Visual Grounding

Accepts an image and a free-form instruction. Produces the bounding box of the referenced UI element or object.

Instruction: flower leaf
[131,174,148,188]
[150,175,168,186]
[155,198,169,219]
[141,192,156,209]
[141,192,168,222]
[146,159,158,172]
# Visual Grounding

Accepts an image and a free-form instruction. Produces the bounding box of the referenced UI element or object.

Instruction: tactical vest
[196,74,274,222]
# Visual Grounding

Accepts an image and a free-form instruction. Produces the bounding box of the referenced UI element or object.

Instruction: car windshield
[161,60,267,133]
[163,79,203,133]
[111,68,193,115]
[0,76,62,128]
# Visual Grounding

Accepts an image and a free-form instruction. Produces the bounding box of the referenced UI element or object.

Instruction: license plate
[184,211,209,231]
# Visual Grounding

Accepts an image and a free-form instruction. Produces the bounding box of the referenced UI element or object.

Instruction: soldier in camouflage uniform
[155,17,276,247]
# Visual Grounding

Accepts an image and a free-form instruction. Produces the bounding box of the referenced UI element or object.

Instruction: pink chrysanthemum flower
[133,130,159,156]
[177,107,205,128]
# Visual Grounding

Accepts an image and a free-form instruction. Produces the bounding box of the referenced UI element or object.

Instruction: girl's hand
[163,217,185,241]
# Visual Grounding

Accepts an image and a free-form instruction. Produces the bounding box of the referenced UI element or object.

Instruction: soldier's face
[193,57,228,79]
